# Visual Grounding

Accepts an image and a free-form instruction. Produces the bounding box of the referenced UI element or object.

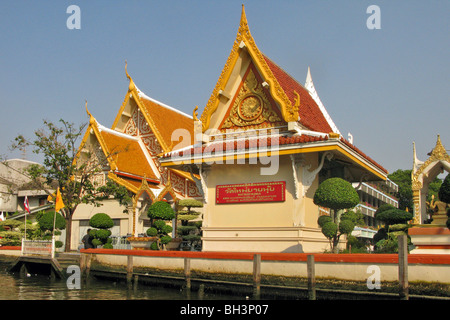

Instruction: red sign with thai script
[216,181,286,204]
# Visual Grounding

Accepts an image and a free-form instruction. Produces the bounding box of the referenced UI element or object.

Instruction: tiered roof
[160,5,388,181]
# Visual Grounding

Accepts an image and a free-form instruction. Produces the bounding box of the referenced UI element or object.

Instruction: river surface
[0,261,239,300]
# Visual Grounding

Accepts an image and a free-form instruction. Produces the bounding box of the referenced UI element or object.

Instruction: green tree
[10,119,132,251]
[388,169,442,212]
[313,178,360,253]
[38,211,66,231]
[438,174,450,229]
[388,170,413,211]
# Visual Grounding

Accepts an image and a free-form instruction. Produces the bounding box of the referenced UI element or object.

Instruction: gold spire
[239,4,250,37]
[193,106,199,121]
[85,100,96,125]
[429,134,447,159]
[125,60,135,91]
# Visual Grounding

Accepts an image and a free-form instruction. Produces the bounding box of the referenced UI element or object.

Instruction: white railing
[21,238,55,258]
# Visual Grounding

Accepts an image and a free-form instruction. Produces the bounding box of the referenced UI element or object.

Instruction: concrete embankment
[1,247,449,299]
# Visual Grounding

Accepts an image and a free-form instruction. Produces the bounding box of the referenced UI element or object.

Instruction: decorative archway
[155,180,178,203]
[131,178,156,236]
[412,135,450,224]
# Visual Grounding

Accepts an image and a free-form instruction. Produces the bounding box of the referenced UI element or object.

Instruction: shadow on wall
[281,244,304,253]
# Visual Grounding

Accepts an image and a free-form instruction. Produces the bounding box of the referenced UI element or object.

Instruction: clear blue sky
[0,0,448,175]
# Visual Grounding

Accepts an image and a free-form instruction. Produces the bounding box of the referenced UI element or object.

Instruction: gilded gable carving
[220,67,283,131]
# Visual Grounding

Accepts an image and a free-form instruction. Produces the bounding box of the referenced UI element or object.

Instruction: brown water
[0,262,239,300]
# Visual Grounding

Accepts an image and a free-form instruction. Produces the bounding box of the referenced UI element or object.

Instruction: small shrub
[161,224,173,234]
[146,227,157,237]
[322,222,338,238]
[160,235,172,245]
[92,238,102,247]
[339,219,355,234]
[318,215,332,227]
[103,243,113,249]
[150,242,159,250]
[154,219,167,230]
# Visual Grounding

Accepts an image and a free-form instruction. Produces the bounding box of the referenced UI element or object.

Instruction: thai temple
[72,6,399,252]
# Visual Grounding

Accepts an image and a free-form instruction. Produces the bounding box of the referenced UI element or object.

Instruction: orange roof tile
[263,55,333,134]
[99,128,159,182]
[138,96,194,151]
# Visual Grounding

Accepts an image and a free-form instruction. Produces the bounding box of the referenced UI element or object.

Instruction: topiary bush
[314,178,360,210]
[176,199,203,250]
[374,206,412,253]
[375,208,413,226]
[89,213,114,248]
[314,178,359,253]
[147,201,176,250]
[148,201,176,221]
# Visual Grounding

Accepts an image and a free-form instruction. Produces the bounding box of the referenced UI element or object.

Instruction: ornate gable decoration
[219,63,283,131]
[199,5,298,133]
[412,135,450,190]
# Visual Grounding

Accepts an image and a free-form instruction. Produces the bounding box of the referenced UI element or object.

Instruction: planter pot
[165,238,182,251]
[127,237,157,250]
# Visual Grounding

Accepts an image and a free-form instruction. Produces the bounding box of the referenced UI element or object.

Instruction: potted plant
[127,235,158,250]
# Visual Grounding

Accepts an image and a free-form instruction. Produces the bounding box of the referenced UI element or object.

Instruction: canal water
[0,261,239,300]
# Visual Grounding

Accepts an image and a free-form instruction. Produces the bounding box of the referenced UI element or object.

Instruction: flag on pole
[24,196,31,240]
[55,187,65,212]
[24,196,31,214]
[52,187,65,240]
